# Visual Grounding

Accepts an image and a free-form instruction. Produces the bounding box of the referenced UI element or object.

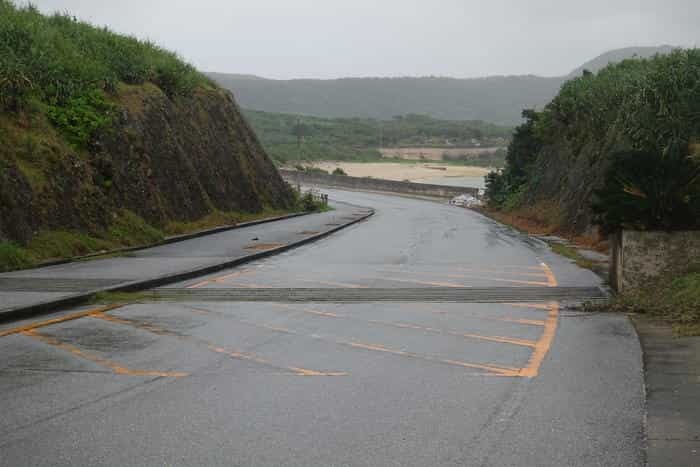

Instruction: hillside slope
[485,49,700,237]
[208,46,675,125]
[0,2,294,265]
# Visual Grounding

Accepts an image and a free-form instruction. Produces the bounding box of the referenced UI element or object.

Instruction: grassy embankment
[0,1,314,272]
[604,272,700,336]
[483,50,700,332]
[243,109,511,167]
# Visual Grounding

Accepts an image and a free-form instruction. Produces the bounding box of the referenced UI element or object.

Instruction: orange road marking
[540,262,558,287]
[497,317,546,327]
[365,318,537,347]
[518,302,559,378]
[381,266,548,278]
[460,332,536,347]
[298,279,368,288]
[345,341,520,376]
[274,303,537,347]
[0,304,124,338]
[503,302,552,310]
[367,276,465,287]
[453,267,548,278]
[186,269,254,289]
[379,270,550,286]
[207,345,345,377]
[213,305,524,376]
[22,330,187,377]
[91,311,344,377]
[492,265,545,270]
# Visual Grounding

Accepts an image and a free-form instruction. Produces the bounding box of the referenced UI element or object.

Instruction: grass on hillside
[0,193,329,273]
[0,0,212,147]
[0,208,296,272]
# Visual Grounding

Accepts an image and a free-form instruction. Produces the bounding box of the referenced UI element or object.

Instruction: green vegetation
[0,242,33,272]
[0,0,211,146]
[595,271,700,336]
[164,208,291,236]
[485,49,700,233]
[243,109,511,164]
[91,291,154,304]
[548,243,594,270]
[0,206,306,272]
[332,167,347,176]
[0,209,165,271]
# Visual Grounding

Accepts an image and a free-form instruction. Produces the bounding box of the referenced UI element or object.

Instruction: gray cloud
[26,0,700,78]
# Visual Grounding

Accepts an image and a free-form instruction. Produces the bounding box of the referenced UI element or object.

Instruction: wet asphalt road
[0,190,644,466]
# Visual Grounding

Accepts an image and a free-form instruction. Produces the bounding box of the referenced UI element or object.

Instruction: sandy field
[379,147,502,161]
[312,162,490,182]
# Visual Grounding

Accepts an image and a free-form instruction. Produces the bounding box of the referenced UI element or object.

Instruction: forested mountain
[208,46,675,125]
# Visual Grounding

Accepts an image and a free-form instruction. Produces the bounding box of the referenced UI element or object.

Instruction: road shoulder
[632,316,700,466]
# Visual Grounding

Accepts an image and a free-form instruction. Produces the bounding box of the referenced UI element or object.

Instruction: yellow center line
[22,330,187,378]
[0,304,124,338]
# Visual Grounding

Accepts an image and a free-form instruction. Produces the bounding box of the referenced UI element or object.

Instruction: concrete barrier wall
[610,230,700,292]
[280,170,479,199]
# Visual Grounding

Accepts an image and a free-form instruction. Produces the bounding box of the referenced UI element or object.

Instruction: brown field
[379,147,503,161]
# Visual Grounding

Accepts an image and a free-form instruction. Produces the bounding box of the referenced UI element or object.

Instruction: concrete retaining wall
[610,230,700,292]
[280,170,479,199]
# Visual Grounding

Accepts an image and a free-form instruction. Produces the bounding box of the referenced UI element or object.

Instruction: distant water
[417,176,485,189]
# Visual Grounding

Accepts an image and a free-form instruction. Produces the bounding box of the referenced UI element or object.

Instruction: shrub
[46,89,114,148]
[332,167,347,176]
[0,241,33,271]
[593,143,700,232]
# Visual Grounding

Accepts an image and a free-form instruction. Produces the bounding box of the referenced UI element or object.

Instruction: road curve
[0,189,644,466]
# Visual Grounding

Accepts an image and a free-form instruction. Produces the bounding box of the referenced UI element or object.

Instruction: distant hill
[566,45,677,78]
[208,46,676,125]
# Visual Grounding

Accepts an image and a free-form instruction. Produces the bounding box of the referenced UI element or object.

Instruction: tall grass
[0,1,212,144]
[0,1,209,106]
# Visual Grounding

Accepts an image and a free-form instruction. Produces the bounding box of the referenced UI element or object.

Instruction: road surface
[0,189,644,466]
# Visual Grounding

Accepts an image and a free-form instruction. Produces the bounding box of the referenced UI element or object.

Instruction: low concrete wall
[610,230,700,292]
[280,170,479,199]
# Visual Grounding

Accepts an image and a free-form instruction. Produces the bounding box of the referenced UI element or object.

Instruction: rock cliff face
[0,84,294,245]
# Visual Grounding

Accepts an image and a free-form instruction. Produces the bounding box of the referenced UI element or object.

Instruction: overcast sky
[27,0,699,79]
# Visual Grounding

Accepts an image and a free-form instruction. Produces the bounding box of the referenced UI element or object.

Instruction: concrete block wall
[610,230,700,292]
